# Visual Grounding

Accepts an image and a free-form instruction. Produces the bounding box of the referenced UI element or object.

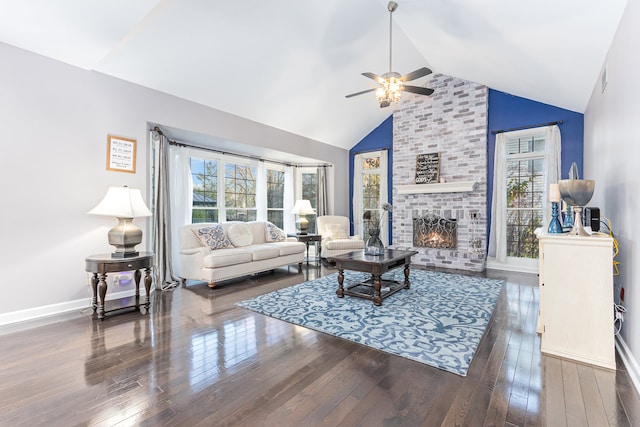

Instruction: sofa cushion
[202,248,252,268]
[248,244,281,261]
[326,223,348,239]
[227,223,253,247]
[265,222,286,242]
[193,225,232,250]
[324,239,365,250]
[267,241,307,256]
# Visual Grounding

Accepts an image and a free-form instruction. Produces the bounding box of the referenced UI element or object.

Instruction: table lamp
[548,183,563,234]
[291,200,315,235]
[88,186,152,258]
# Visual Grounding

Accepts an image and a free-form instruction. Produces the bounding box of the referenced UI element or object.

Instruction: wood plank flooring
[0,264,638,426]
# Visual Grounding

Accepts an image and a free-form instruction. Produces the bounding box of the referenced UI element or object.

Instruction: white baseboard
[616,334,640,396]
[0,289,148,326]
[486,258,539,274]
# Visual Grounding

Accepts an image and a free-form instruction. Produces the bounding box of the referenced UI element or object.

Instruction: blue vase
[365,229,385,255]
[548,202,563,234]
[563,203,574,228]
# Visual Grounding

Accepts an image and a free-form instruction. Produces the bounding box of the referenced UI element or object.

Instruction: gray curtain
[317,166,329,216]
[152,130,179,290]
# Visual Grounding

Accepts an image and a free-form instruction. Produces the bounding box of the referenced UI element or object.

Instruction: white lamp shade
[88,186,152,218]
[291,199,315,215]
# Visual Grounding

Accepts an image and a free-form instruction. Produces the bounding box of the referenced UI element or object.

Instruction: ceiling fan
[346,1,434,108]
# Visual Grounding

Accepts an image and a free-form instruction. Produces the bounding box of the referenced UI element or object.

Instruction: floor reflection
[84,316,151,386]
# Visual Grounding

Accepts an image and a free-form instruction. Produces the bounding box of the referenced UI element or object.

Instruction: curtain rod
[491,120,563,135]
[152,127,332,168]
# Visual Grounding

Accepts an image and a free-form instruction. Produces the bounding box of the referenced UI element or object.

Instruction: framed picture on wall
[106,134,137,173]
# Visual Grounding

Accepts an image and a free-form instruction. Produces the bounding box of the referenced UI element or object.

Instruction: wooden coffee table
[329,249,418,306]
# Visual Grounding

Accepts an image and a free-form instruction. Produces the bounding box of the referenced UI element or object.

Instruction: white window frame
[265,162,286,228]
[295,167,318,233]
[488,125,561,274]
[353,150,389,245]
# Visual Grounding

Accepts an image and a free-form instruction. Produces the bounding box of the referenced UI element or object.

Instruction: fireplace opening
[413,214,457,249]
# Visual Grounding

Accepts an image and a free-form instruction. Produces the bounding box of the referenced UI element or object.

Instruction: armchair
[316,215,364,259]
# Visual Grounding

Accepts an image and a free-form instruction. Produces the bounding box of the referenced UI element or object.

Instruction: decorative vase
[365,229,385,256]
[563,202,574,228]
[548,201,564,234]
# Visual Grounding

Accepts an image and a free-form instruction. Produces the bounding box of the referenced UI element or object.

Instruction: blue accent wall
[349,116,393,240]
[487,89,584,239]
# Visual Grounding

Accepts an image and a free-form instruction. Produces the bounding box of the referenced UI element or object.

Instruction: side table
[287,233,322,266]
[85,252,154,320]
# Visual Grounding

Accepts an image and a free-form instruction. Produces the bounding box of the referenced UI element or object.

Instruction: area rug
[236,269,504,376]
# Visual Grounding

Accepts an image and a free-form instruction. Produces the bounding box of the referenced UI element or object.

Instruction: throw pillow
[327,223,348,239]
[227,223,253,247]
[192,225,232,251]
[265,222,286,242]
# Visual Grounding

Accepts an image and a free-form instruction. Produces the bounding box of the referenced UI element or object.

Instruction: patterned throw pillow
[265,222,286,242]
[327,223,348,239]
[192,225,232,250]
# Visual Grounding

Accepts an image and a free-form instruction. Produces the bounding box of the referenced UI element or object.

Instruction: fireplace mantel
[394,181,476,195]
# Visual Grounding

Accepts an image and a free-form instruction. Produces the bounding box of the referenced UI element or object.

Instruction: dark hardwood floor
[1,263,639,426]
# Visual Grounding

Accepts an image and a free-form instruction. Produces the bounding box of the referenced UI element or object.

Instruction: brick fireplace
[390,74,488,272]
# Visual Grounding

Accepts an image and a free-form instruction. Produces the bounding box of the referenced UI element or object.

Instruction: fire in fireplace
[413,214,458,249]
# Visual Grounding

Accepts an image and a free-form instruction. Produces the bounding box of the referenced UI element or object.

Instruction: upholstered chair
[316,215,364,259]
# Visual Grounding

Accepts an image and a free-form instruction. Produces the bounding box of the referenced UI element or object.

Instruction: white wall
[584,0,639,384]
[0,42,349,321]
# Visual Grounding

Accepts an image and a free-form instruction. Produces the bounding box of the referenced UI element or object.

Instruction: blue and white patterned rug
[236,269,504,376]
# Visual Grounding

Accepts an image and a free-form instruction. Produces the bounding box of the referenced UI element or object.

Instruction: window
[298,169,318,233]
[267,168,284,228]
[362,156,382,236]
[489,125,561,272]
[224,163,257,222]
[506,135,544,259]
[189,153,292,228]
[353,150,389,244]
[191,157,218,223]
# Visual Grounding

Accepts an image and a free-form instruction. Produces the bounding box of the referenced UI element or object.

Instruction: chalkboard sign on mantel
[415,152,440,184]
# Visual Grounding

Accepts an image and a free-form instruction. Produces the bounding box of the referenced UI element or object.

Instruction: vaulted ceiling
[0,0,628,151]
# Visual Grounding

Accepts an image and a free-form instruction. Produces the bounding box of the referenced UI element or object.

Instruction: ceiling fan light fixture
[345,1,434,106]
[376,77,403,106]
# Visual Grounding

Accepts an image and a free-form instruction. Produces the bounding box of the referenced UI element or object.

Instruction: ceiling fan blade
[400,67,432,82]
[403,85,435,96]
[362,72,384,84]
[345,88,376,98]
[379,101,390,108]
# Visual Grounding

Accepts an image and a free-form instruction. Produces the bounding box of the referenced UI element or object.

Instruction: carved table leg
[404,263,411,289]
[336,268,345,298]
[372,274,382,306]
[97,273,108,320]
[91,273,98,311]
[134,268,142,309]
[144,267,152,311]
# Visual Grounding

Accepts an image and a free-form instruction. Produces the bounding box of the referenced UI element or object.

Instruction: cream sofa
[179,221,306,288]
[317,215,364,259]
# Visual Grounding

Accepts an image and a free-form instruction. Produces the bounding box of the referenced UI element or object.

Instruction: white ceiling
[0,0,628,151]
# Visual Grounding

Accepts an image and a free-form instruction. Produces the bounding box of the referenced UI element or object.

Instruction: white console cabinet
[537,233,615,370]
